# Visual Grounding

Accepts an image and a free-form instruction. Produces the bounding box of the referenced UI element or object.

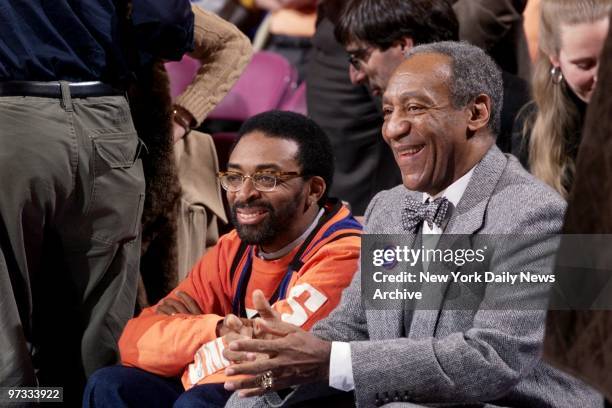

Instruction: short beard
[230,197,301,246]
[231,203,276,245]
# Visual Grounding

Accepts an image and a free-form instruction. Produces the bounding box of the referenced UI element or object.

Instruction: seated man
[335,0,531,153]
[222,42,602,407]
[84,110,362,407]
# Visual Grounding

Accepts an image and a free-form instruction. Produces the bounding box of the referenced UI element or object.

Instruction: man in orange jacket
[83,110,362,407]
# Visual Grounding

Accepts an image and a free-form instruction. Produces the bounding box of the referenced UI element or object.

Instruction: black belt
[0,81,124,98]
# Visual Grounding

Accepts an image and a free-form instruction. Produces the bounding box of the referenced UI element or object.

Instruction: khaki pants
[0,90,145,403]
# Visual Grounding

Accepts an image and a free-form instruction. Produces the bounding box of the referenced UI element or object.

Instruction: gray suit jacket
[225,146,602,408]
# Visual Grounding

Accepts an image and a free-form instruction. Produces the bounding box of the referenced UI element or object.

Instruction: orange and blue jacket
[119,200,361,389]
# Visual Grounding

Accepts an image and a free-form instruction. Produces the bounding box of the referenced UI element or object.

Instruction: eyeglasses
[347,47,373,71]
[217,171,303,192]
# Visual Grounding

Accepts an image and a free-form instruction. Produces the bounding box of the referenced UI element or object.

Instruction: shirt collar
[422,166,475,206]
[257,208,325,260]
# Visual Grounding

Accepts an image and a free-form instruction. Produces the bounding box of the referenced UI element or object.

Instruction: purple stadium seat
[165,55,201,100]
[279,82,307,115]
[207,51,300,121]
[165,51,307,121]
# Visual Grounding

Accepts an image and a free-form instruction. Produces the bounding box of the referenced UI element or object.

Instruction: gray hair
[404,41,503,136]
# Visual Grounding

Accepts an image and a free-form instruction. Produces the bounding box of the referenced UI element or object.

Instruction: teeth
[237,209,267,220]
[402,146,424,155]
[238,208,265,214]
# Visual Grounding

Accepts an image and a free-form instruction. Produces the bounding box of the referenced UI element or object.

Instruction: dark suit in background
[453,0,532,153]
[454,0,531,81]
[306,1,402,216]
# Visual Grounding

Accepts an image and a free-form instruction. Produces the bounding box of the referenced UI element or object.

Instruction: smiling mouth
[236,207,269,225]
[397,144,425,158]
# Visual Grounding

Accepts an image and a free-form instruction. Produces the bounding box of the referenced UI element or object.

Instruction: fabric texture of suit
[225,145,602,408]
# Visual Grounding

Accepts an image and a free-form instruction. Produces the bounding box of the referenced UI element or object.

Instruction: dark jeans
[84,366,233,408]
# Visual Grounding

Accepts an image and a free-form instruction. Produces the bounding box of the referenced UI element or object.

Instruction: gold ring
[259,370,273,391]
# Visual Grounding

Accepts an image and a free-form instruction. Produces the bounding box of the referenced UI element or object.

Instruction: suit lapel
[445,145,507,235]
[408,146,508,338]
[368,231,418,339]
[366,188,421,339]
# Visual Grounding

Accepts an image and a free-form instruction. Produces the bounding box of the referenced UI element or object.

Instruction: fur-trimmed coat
[128,62,181,307]
[128,6,252,308]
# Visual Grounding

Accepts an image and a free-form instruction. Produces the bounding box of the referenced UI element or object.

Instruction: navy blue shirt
[0,0,194,84]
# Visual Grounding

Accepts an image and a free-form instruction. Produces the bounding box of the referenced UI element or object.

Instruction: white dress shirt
[328,168,475,392]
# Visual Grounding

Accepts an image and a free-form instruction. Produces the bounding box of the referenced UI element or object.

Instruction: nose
[232,176,261,203]
[382,111,411,143]
[349,64,366,85]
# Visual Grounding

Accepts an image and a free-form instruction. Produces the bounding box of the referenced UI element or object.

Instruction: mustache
[231,200,274,211]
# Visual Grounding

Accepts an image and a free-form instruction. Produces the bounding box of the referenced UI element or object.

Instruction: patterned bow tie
[401,196,451,232]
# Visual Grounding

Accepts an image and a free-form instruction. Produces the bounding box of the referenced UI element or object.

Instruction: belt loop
[59,81,73,112]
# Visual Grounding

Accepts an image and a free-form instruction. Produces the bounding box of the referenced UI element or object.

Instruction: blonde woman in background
[513,0,611,197]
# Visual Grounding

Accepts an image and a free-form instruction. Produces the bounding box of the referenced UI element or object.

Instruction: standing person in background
[306,0,402,215]
[454,0,531,81]
[240,0,317,81]
[513,0,611,197]
[0,0,194,404]
[453,0,533,152]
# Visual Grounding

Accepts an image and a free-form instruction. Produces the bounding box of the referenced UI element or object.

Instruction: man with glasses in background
[337,0,531,153]
[83,110,362,408]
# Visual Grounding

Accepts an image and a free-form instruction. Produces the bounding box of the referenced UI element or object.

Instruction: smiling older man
[221,42,602,408]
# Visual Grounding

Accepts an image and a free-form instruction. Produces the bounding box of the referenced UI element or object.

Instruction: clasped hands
[156,289,331,397]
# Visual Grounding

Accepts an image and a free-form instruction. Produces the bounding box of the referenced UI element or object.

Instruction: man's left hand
[223,318,332,397]
[156,290,202,315]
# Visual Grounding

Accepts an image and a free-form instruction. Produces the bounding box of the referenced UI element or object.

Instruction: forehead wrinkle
[384,68,450,104]
[400,53,452,80]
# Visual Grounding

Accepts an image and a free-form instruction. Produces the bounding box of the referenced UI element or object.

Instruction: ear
[399,37,414,54]
[466,94,491,133]
[306,176,326,208]
[548,53,560,68]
